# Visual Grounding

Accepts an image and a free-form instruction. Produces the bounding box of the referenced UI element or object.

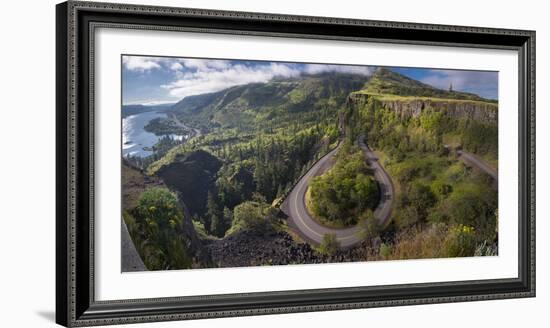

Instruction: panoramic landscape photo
[121,55,499,272]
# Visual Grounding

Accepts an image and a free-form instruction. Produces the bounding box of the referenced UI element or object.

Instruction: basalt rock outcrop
[205,223,378,268]
[156,149,222,218]
[347,92,498,125]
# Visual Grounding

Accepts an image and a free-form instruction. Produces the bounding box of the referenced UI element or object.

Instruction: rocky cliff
[156,150,222,217]
[347,92,498,125]
[122,161,213,270]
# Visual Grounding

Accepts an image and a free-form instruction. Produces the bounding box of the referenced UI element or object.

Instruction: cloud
[161,63,302,98]
[420,70,498,99]
[170,62,183,71]
[161,61,374,99]
[179,58,231,71]
[304,64,374,76]
[122,56,162,72]
[123,55,376,102]
[123,56,235,73]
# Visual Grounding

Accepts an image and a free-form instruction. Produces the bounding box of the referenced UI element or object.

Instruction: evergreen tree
[205,190,221,234]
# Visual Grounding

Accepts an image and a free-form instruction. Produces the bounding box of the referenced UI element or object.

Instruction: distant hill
[169,73,371,130]
[168,69,496,132]
[345,67,497,126]
[122,103,174,118]
[358,68,495,102]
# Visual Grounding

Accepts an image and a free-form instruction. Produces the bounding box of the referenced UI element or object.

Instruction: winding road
[169,113,202,138]
[282,135,394,248]
[457,150,498,184]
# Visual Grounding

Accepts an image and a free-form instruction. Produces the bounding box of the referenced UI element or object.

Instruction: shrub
[394,205,421,229]
[318,234,340,255]
[131,187,192,270]
[430,180,453,199]
[379,243,392,259]
[442,225,477,257]
[225,201,268,235]
[356,210,380,240]
[438,183,497,238]
[407,182,437,217]
[394,182,436,228]
[134,187,182,231]
[474,241,498,256]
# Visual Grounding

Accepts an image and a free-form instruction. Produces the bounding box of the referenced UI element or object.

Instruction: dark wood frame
[56,1,536,326]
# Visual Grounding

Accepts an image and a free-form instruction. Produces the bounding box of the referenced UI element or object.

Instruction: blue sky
[122,55,498,105]
[391,67,498,100]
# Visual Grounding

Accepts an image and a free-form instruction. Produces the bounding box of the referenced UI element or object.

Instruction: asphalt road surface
[282,136,394,248]
[457,150,498,183]
[169,113,202,138]
[357,135,395,228]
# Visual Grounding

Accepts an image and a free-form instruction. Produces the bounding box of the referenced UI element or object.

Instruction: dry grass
[122,162,164,211]
[384,224,447,260]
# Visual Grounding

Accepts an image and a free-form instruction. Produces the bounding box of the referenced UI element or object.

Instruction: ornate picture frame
[56,1,535,326]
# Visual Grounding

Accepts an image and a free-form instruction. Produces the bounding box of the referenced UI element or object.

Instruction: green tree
[223,206,233,226]
[394,205,421,229]
[420,111,444,135]
[308,145,380,226]
[205,190,221,235]
[354,174,379,211]
[318,234,340,255]
[211,206,233,237]
[407,182,436,219]
[226,201,267,235]
[210,215,222,238]
[356,210,380,240]
[393,182,436,228]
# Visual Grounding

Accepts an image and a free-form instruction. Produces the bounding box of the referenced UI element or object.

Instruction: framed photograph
[56,1,535,326]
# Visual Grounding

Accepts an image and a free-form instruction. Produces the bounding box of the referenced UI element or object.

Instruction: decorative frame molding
[56,1,535,326]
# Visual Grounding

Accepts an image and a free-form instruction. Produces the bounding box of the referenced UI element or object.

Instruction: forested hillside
[170,73,369,131]
[134,73,370,240]
[122,103,173,118]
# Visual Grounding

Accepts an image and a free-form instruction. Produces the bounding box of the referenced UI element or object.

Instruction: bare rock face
[156,150,222,217]
[175,194,214,268]
[206,225,322,267]
[347,93,498,125]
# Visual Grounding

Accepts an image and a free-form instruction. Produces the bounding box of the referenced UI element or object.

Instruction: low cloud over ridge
[123,56,374,100]
[122,56,496,104]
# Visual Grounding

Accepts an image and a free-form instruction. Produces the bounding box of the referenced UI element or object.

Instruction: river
[122,111,187,158]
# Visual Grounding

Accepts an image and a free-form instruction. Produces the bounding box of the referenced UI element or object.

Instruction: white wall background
[0,0,546,327]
